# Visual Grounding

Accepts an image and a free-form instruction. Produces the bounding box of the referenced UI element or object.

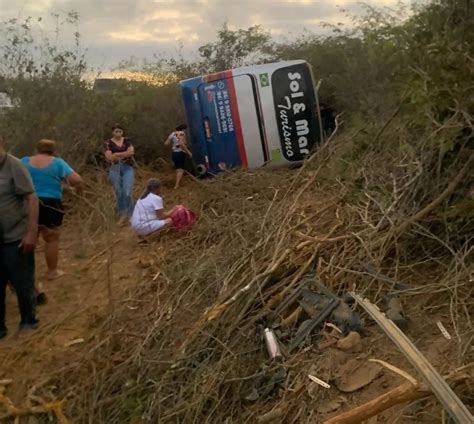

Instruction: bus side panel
[197,78,243,173]
[233,75,266,169]
[180,60,319,173]
[180,78,210,173]
[251,69,287,167]
[252,62,320,166]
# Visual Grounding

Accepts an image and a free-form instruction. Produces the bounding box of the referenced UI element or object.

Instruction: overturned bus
[179,60,324,175]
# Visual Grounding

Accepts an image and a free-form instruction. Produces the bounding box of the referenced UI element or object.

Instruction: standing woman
[104,125,135,218]
[164,124,192,189]
[21,139,83,299]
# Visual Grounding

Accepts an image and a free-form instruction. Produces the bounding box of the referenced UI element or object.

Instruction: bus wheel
[196,164,207,176]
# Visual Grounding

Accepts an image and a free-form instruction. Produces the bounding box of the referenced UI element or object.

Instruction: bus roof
[180,60,307,85]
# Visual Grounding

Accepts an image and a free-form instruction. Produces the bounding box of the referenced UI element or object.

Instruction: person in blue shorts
[22,139,82,303]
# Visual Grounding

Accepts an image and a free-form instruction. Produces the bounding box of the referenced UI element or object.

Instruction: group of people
[0,136,82,338]
[105,124,193,234]
[0,123,193,338]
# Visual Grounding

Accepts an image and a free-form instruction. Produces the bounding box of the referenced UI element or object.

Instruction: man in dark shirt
[0,135,39,338]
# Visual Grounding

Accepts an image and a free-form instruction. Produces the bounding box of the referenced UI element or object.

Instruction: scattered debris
[436,320,452,340]
[324,371,470,424]
[263,328,283,361]
[18,159,470,423]
[325,322,343,334]
[384,294,408,330]
[308,374,331,389]
[63,338,85,347]
[0,385,70,423]
[336,331,362,352]
[244,368,287,402]
[335,359,383,393]
[368,359,418,386]
[330,299,363,334]
[267,277,363,353]
[317,396,347,414]
[244,260,367,357]
[351,293,474,423]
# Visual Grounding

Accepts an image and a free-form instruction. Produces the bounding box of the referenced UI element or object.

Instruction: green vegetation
[1,2,472,421]
[1,1,472,173]
[0,1,472,232]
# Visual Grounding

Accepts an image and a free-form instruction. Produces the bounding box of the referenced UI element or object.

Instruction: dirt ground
[0,171,177,403]
[0,223,138,401]
[0,171,472,423]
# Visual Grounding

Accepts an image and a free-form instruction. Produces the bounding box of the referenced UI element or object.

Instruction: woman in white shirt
[131,179,176,236]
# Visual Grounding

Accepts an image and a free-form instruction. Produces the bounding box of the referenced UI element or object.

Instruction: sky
[0,0,408,71]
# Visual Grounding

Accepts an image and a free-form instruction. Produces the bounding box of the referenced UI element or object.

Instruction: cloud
[0,0,402,68]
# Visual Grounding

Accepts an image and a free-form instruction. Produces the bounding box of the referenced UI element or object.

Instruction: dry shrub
[43,133,473,423]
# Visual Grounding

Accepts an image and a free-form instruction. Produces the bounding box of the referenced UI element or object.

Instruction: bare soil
[0,170,471,423]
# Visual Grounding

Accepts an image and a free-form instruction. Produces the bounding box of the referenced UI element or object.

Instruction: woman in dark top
[104,125,135,218]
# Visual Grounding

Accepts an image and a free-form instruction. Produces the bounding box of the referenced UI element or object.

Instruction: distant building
[93,71,170,92]
[93,78,127,93]
[0,92,14,113]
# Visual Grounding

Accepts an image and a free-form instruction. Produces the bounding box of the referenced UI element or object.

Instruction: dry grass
[45,137,473,423]
[1,135,472,423]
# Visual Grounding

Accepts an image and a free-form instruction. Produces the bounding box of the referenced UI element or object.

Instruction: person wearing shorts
[164,124,192,189]
[21,139,82,302]
[131,178,176,236]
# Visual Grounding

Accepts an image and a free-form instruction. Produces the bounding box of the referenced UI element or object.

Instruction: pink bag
[170,205,197,232]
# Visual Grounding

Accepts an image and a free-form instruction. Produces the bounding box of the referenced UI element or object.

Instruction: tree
[198,23,272,72]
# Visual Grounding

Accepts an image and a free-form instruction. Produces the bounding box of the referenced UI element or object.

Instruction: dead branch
[324,380,431,424]
[385,154,473,244]
[204,248,291,322]
[0,394,70,423]
[324,372,470,424]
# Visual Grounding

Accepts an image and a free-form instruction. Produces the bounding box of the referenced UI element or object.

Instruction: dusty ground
[0,223,140,401]
[0,170,179,404]
[0,170,471,423]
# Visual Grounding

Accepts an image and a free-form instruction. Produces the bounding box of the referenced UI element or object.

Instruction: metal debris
[385,294,408,330]
[307,374,331,389]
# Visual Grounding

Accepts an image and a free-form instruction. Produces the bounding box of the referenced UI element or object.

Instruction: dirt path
[0,223,148,403]
[0,170,193,407]
[0,171,194,403]
[0,171,470,423]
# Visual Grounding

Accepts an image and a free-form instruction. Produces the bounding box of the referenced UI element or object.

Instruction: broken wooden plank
[324,372,470,424]
[324,380,430,423]
[350,293,473,424]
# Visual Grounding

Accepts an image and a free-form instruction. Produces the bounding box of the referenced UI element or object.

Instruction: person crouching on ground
[21,139,83,303]
[164,124,192,189]
[131,178,177,236]
[104,124,135,220]
[0,135,39,338]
